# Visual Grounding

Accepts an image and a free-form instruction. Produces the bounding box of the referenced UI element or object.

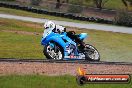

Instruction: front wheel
[43,42,64,60]
[84,44,100,61]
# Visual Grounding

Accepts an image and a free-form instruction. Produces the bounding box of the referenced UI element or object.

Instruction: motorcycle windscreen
[79,33,88,40]
[43,28,52,38]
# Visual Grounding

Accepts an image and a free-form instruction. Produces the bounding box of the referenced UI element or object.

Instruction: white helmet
[44,21,55,30]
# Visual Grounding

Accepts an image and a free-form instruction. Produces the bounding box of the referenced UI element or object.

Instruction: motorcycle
[41,28,100,61]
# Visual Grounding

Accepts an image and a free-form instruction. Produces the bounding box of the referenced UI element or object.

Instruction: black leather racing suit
[53,25,85,50]
[66,31,85,50]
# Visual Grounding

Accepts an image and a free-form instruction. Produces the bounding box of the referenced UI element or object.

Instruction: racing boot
[76,37,86,52]
[79,41,85,49]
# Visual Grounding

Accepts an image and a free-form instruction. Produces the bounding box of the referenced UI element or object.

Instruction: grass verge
[0,18,132,62]
[0,75,131,88]
[0,32,44,59]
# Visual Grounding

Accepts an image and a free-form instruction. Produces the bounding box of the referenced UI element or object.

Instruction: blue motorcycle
[41,28,100,61]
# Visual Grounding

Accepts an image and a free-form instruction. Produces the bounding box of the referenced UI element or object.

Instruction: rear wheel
[43,42,64,60]
[84,44,100,61]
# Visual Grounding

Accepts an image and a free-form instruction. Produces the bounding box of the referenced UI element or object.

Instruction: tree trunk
[122,0,128,7]
[94,0,102,10]
[98,0,102,9]
[56,0,61,9]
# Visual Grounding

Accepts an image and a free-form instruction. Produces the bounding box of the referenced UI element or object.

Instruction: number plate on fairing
[64,54,85,59]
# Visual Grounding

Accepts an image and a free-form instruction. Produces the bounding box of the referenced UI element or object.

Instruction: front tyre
[84,44,100,61]
[43,42,64,60]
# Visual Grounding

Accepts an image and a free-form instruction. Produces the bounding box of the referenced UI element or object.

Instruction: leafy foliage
[114,11,132,26]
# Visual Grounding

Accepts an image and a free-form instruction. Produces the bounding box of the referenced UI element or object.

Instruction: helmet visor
[45,27,49,29]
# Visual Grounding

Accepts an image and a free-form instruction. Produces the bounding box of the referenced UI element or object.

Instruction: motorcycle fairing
[41,31,87,60]
[78,33,88,40]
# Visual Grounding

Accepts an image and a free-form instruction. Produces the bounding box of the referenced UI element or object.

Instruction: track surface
[0,58,132,76]
[0,13,132,34]
[0,58,132,65]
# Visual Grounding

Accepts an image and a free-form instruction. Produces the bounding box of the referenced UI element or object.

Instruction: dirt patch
[1,30,42,35]
[0,62,132,76]
[0,20,10,26]
[21,23,42,29]
[82,8,115,20]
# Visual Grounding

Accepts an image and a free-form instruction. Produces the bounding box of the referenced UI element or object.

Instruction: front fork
[48,42,58,53]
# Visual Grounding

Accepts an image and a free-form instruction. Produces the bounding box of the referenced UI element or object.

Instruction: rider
[44,21,85,50]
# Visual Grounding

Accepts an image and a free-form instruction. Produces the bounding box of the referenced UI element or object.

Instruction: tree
[93,0,109,10]
[94,0,102,9]
[122,0,132,7]
[56,0,61,9]
[114,10,132,26]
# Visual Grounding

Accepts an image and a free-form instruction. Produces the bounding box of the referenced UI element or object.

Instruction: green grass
[104,0,126,10]
[75,28,132,62]
[104,0,132,11]
[0,75,131,88]
[0,18,44,59]
[84,0,131,11]
[0,18,43,33]
[54,0,132,11]
[0,32,44,59]
[0,18,132,62]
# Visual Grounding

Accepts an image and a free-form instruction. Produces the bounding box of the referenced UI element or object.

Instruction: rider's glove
[59,27,66,33]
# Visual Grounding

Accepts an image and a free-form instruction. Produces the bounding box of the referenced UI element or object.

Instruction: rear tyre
[84,44,100,61]
[43,42,64,60]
